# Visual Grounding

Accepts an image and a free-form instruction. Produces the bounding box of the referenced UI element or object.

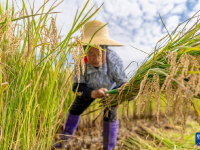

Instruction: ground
[52,115,200,150]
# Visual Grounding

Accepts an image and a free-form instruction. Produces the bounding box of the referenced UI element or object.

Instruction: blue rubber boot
[103,120,119,150]
[55,113,80,148]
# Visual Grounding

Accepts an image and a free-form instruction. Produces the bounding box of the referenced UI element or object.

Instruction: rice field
[0,0,200,150]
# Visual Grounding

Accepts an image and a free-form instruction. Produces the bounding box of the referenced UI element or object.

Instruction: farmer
[56,20,127,150]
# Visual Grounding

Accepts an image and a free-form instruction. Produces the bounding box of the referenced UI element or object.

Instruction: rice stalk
[98,11,200,137]
[0,0,101,149]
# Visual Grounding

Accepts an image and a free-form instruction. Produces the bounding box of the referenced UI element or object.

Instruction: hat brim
[81,37,124,46]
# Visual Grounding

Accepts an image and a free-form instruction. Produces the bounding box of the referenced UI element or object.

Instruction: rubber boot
[55,113,80,148]
[103,120,119,150]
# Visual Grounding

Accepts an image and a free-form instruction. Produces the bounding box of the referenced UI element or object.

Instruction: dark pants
[69,97,117,122]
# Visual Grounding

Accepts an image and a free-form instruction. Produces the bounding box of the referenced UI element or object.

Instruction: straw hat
[81,20,124,46]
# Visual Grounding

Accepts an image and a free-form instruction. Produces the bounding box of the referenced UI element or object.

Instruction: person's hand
[91,88,108,99]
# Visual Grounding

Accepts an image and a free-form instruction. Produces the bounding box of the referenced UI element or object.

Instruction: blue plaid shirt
[73,49,127,100]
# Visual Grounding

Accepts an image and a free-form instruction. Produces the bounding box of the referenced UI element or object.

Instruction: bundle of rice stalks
[99,11,200,135]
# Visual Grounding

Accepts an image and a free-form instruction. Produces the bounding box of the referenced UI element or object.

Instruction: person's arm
[72,83,94,100]
[73,66,96,100]
[73,83,108,99]
[73,67,108,100]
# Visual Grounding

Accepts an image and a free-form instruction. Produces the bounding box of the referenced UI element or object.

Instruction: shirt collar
[86,61,108,75]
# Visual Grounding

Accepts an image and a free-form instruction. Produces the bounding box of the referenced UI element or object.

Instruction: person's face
[87,46,106,67]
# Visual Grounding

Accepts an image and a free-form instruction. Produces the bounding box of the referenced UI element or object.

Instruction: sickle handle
[105,89,121,94]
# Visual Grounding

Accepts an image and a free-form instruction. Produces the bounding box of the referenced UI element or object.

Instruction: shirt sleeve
[72,83,94,100]
[73,66,94,100]
[112,61,127,88]
[108,49,127,88]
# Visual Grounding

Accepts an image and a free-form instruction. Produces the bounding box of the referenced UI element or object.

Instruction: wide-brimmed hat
[81,20,124,46]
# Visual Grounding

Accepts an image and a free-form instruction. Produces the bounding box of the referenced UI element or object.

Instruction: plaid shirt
[73,49,127,100]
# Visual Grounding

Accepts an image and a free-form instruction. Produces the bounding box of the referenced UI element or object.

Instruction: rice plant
[0,0,102,149]
[98,11,200,138]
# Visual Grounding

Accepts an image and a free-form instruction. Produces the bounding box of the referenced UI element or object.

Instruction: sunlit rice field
[0,0,200,150]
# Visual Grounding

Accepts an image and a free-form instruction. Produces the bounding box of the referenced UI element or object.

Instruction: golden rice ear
[50,17,58,52]
[72,35,86,82]
[72,44,80,83]
[136,52,200,138]
[1,8,29,62]
[5,8,12,51]
[80,24,86,75]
